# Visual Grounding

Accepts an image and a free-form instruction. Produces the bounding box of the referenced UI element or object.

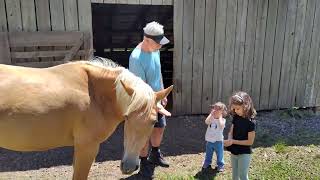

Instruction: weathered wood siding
[173,0,320,115]
[0,0,92,64]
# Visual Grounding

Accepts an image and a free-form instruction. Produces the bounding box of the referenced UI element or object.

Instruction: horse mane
[87,57,155,116]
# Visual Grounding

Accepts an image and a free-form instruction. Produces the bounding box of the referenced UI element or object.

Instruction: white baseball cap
[143,21,170,45]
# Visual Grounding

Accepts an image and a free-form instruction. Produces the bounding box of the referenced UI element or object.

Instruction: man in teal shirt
[129,21,170,178]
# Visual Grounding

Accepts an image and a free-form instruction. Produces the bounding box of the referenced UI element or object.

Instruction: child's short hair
[210,102,228,117]
[229,91,257,119]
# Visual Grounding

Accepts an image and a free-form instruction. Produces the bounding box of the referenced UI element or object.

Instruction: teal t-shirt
[129,47,162,91]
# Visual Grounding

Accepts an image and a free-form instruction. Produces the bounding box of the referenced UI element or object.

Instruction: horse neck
[83,64,124,122]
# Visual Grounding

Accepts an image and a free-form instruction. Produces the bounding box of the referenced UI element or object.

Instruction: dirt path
[0,109,319,179]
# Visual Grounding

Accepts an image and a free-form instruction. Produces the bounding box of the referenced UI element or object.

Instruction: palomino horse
[0,57,173,180]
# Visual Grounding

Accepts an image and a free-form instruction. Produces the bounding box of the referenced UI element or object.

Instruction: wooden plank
[5,0,22,31]
[103,0,115,3]
[242,0,257,98]
[50,0,66,61]
[0,32,11,64]
[259,0,278,109]
[92,0,103,3]
[139,0,151,4]
[181,0,194,114]
[222,0,237,104]
[129,0,140,4]
[173,0,183,114]
[304,0,320,107]
[0,0,7,31]
[191,0,205,114]
[21,0,38,62]
[162,0,172,5]
[202,0,216,113]
[117,0,128,4]
[233,0,248,95]
[64,0,79,31]
[15,61,68,68]
[212,0,227,103]
[315,53,320,106]
[278,0,297,108]
[63,38,83,61]
[268,0,288,109]
[293,0,316,107]
[78,0,93,59]
[151,0,162,5]
[11,50,87,59]
[6,0,22,64]
[251,0,268,110]
[35,0,52,62]
[21,0,37,32]
[9,32,84,47]
[288,0,307,107]
[50,0,65,31]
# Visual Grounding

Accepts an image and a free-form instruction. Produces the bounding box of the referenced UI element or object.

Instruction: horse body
[0,63,117,151]
[0,60,174,179]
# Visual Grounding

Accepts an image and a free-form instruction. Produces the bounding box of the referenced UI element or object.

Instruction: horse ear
[120,80,134,96]
[155,85,173,102]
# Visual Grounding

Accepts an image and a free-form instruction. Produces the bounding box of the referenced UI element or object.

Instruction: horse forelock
[115,69,154,117]
[83,57,154,117]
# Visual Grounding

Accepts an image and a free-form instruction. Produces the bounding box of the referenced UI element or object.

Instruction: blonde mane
[86,57,155,117]
[115,69,155,116]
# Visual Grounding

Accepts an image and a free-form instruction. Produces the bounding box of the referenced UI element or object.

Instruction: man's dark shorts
[154,113,166,128]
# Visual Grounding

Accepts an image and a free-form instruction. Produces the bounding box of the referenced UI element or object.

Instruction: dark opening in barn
[91,3,173,108]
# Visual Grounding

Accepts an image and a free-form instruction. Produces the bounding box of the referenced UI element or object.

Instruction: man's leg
[148,114,169,167]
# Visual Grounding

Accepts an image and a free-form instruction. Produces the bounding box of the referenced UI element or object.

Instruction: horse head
[118,79,173,174]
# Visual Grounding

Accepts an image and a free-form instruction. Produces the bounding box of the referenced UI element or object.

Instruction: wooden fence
[0,31,91,67]
[91,0,172,5]
[173,0,320,115]
[0,0,92,65]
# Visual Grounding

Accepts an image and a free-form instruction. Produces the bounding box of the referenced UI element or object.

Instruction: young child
[202,102,227,172]
[224,91,257,180]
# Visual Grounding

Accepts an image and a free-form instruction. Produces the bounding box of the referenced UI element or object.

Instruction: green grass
[156,146,320,180]
[273,141,288,153]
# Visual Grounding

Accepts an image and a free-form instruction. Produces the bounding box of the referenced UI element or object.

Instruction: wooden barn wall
[0,0,92,63]
[173,0,320,115]
[91,0,172,5]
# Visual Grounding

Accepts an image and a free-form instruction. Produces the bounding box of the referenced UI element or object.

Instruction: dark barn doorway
[91,3,173,91]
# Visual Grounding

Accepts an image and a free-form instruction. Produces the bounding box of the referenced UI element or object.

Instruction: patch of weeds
[273,141,288,153]
[285,107,302,119]
[262,161,303,179]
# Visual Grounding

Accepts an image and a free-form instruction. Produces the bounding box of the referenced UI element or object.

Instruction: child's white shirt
[205,117,226,142]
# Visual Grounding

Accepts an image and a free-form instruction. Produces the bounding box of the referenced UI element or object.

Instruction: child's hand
[224,139,233,147]
[210,109,215,116]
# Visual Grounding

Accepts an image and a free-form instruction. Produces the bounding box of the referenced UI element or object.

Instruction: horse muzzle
[120,161,139,174]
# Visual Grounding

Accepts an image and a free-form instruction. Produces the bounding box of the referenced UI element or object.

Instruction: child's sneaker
[217,166,224,172]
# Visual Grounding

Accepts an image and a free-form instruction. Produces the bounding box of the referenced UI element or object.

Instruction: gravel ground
[0,108,319,179]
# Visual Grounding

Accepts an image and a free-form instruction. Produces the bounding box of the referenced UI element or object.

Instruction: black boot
[138,157,155,179]
[148,147,169,168]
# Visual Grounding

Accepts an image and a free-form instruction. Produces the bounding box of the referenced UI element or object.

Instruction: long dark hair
[229,91,257,119]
